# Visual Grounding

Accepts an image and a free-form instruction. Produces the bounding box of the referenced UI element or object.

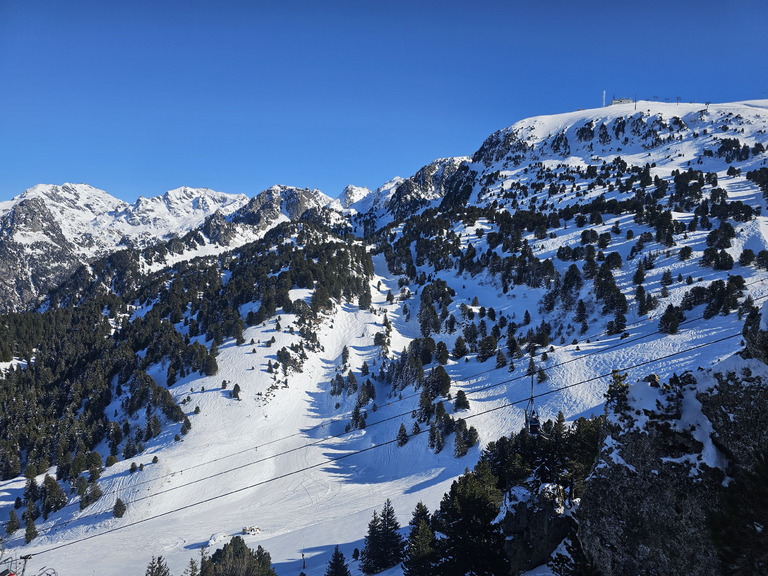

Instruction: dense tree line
[0,220,374,483]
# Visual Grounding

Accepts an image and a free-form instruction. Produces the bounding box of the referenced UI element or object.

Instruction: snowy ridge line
[33,282,768,530]
[31,329,742,557]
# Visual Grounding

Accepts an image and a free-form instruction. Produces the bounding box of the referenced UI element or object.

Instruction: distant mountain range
[0,154,472,311]
[3,99,768,576]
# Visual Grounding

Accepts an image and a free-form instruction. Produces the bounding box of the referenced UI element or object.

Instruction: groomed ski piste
[2,100,768,575]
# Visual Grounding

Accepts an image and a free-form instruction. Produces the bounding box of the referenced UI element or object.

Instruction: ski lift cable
[93,273,768,495]
[30,287,764,526]
[28,329,741,557]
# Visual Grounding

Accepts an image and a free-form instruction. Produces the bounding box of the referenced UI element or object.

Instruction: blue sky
[1,0,766,203]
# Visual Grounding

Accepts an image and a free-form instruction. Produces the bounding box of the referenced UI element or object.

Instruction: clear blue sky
[1,0,766,203]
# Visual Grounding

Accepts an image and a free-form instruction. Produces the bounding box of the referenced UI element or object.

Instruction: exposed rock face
[0,197,81,311]
[386,157,467,221]
[472,126,532,167]
[0,184,250,311]
[503,485,572,575]
[578,358,768,576]
[232,185,329,230]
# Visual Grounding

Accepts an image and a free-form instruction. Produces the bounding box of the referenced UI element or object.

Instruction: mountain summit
[2,100,768,575]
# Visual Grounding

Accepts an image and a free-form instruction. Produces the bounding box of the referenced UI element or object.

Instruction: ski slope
[3,99,768,575]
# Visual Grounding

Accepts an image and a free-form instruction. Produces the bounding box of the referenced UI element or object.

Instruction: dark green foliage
[710,446,768,573]
[747,167,768,201]
[481,414,604,495]
[145,556,171,576]
[680,276,743,319]
[397,423,409,447]
[659,304,685,334]
[593,262,627,314]
[325,546,351,576]
[5,508,19,534]
[114,497,127,518]
[418,280,453,337]
[452,336,468,359]
[454,390,469,411]
[432,460,508,576]
[740,248,755,266]
[359,285,372,310]
[476,335,497,362]
[605,369,629,412]
[360,500,405,574]
[435,341,449,365]
[79,480,103,510]
[201,536,277,576]
[453,419,477,458]
[0,220,374,478]
[24,512,37,543]
[403,505,436,576]
[41,474,67,519]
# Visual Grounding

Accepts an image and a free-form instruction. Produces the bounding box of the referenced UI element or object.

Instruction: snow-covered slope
[2,100,768,576]
[446,100,768,207]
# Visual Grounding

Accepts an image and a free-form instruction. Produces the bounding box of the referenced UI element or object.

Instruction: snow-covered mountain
[0,183,337,311]
[335,185,373,210]
[2,100,768,576]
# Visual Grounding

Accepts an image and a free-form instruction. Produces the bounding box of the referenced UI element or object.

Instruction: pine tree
[361,501,405,574]
[5,508,19,534]
[182,558,199,576]
[360,510,382,574]
[495,349,507,368]
[397,423,409,447]
[145,556,171,576]
[433,461,508,576]
[41,474,67,519]
[659,304,684,334]
[114,497,127,518]
[378,499,405,570]
[454,390,470,411]
[527,356,536,376]
[325,545,351,576]
[452,336,468,359]
[454,428,468,457]
[409,502,430,528]
[403,518,436,576]
[434,429,444,453]
[24,513,37,543]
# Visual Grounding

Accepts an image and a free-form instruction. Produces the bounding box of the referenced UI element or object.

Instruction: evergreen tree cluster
[360,499,405,574]
[0,219,377,480]
[145,536,277,576]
